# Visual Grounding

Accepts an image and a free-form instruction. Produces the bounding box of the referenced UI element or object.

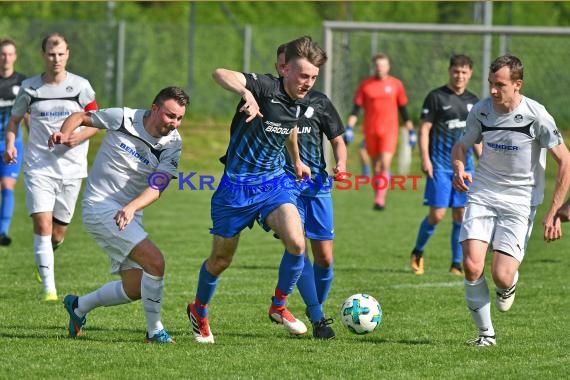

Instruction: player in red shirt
[345,53,414,210]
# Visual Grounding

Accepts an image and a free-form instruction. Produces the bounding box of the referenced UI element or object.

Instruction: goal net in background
[323,22,570,126]
[321,21,570,174]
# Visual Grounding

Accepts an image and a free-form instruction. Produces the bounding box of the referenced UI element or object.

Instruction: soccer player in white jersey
[451,54,570,347]
[49,86,189,344]
[3,33,98,301]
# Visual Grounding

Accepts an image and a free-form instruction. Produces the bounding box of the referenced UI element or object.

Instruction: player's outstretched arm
[212,68,262,122]
[48,111,94,148]
[542,143,570,242]
[64,126,99,148]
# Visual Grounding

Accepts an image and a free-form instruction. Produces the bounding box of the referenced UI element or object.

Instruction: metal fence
[323,21,570,128]
[0,19,320,118]
[2,19,570,127]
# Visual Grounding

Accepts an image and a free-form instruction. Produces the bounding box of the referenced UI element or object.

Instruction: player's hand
[62,132,83,148]
[295,162,311,181]
[333,163,347,181]
[421,159,433,178]
[408,129,417,148]
[48,132,66,149]
[114,207,135,231]
[343,126,354,145]
[452,171,471,192]
[239,90,263,123]
[2,146,17,164]
[543,213,562,242]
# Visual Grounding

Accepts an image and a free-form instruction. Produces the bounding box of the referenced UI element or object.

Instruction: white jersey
[11,72,97,179]
[84,107,182,209]
[461,96,563,207]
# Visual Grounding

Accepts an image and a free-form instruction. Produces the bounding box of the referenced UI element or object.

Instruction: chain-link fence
[324,22,570,128]
[0,19,320,119]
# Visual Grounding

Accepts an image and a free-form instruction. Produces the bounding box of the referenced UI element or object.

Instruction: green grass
[1,125,569,379]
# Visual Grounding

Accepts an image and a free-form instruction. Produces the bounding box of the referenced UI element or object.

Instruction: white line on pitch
[388,281,463,289]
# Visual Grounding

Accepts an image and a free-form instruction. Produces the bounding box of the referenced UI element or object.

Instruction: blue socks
[194,261,218,317]
[314,262,333,305]
[296,255,334,322]
[273,250,304,307]
[296,255,323,321]
[414,217,437,252]
[451,221,463,265]
[0,189,15,235]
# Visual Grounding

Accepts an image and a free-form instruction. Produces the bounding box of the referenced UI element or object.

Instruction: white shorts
[525,206,537,249]
[24,173,82,224]
[82,200,147,275]
[459,201,533,262]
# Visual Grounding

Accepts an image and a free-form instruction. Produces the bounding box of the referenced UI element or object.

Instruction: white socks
[465,275,495,337]
[76,281,132,318]
[141,272,165,336]
[34,234,55,293]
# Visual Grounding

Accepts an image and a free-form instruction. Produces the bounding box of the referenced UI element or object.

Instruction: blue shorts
[295,193,334,241]
[423,170,468,208]
[0,140,24,179]
[210,176,297,238]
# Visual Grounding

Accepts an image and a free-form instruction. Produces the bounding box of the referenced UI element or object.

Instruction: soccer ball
[340,293,383,335]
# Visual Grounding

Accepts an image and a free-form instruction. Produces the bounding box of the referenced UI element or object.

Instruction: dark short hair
[41,33,68,52]
[284,36,327,67]
[276,43,287,58]
[0,38,16,50]
[490,54,523,81]
[152,86,190,108]
[372,53,389,63]
[449,54,473,69]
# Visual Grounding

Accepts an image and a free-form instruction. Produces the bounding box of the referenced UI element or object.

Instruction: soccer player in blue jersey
[187,36,327,344]
[0,38,26,246]
[410,54,480,276]
[274,44,347,339]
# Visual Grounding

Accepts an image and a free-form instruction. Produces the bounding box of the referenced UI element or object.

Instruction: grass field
[1,124,569,379]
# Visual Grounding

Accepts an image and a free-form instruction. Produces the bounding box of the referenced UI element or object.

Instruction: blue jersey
[284,90,344,196]
[0,71,26,150]
[420,85,478,172]
[223,73,307,185]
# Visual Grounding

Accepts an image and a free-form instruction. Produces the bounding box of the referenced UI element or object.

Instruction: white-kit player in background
[451,54,570,347]
[49,86,189,344]
[3,33,98,301]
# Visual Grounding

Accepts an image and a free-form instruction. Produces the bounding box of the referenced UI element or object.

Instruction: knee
[284,237,305,255]
[491,266,516,288]
[208,255,232,275]
[123,283,141,300]
[314,255,333,268]
[463,256,483,281]
[427,214,443,225]
[144,254,165,277]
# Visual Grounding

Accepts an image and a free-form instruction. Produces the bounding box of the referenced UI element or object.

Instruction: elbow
[212,68,225,82]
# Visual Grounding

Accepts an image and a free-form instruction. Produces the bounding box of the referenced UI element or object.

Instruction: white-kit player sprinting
[48,86,189,344]
[3,33,98,301]
[451,54,570,347]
